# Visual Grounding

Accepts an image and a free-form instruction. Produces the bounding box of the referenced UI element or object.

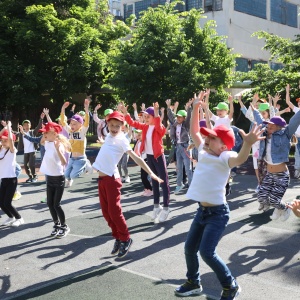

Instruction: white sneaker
[151,205,163,220]
[159,208,170,223]
[294,170,300,179]
[263,204,270,212]
[11,218,24,227]
[124,176,130,183]
[255,185,260,193]
[13,191,22,201]
[145,189,153,196]
[270,208,283,220]
[280,208,291,221]
[258,203,264,211]
[65,179,73,188]
[1,217,16,226]
[85,160,93,174]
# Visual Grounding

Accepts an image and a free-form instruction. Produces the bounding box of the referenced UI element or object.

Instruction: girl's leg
[141,167,152,190]
[69,157,86,179]
[64,158,73,180]
[268,172,289,210]
[155,155,170,207]
[146,155,160,205]
[0,178,21,219]
[121,153,129,178]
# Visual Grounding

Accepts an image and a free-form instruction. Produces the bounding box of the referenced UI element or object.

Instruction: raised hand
[18,125,24,134]
[140,103,146,111]
[165,99,171,107]
[95,104,101,111]
[119,104,129,115]
[132,103,137,111]
[239,123,265,146]
[62,102,70,109]
[43,108,49,115]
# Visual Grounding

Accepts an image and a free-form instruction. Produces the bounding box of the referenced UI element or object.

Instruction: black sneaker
[56,224,70,238]
[174,279,203,296]
[117,238,132,258]
[51,224,61,237]
[25,178,33,183]
[111,239,121,255]
[220,282,241,300]
[225,183,231,196]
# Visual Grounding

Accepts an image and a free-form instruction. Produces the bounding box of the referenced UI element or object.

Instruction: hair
[57,134,72,152]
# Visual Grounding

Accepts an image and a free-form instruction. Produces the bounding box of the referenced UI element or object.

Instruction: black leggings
[46,175,66,225]
[0,177,21,219]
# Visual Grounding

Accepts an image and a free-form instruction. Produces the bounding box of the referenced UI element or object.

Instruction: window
[204,0,222,12]
[235,58,250,72]
[124,4,134,20]
[135,0,167,19]
[270,62,284,71]
[234,0,267,19]
[186,0,202,11]
[271,0,298,28]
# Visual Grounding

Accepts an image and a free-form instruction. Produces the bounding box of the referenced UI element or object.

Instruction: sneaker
[117,238,133,258]
[174,185,185,194]
[255,185,260,194]
[174,280,203,297]
[124,176,130,183]
[1,217,16,226]
[40,198,47,203]
[294,170,300,179]
[280,207,291,222]
[151,205,163,220]
[65,179,73,188]
[225,183,231,196]
[51,224,61,236]
[111,239,121,255]
[144,189,153,197]
[220,282,241,300]
[13,191,22,201]
[158,208,170,223]
[56,224,70,238]
[11,218,24,227]
[25,177,33,183]
[258,203,264,211]
[262,204,270,212]
[270,208,282,220]
[31,177,38,183]
[85,160,93,174]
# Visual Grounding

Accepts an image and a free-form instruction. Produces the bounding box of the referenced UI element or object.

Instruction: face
[176,116,185,124]
[136,132,142,140]
[260,110,269,119]
[1,138,9,148]
[143,113,154,125]
[108,119,123,136]
[216,109,227,117]
[43,131,57,142]
[266,124,282,135]
[70,120,82,132]
[204,135,226,156]
[23,122,31,132]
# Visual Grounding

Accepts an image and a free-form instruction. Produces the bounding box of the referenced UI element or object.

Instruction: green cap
[134,129,142,133]
[104,109,113,116]
[258,103,270,112]
[213,102,229,111]
[55,115,67,122]
[22,120,31,125]
[176,110,187,117]
[77,111,85,117]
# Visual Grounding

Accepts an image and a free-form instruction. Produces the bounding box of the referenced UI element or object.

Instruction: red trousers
[98,175,130,241]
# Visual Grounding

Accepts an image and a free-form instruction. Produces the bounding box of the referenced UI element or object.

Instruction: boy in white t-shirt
[208,95,234,129]
[175,92,264,300]
[92,111,163,259]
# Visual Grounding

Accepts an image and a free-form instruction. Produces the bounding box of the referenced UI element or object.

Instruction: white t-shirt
[186,144,238,205]
[144,125,154,155]
[23,132,35,153]
[176,124,182,143]
[92,133,132,178]
[0,147,17,179]
[211,114,232,129]
[40,142,65,176]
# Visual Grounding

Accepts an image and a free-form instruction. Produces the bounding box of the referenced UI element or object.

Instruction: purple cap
[142,107,154,117]
[70,114,83,124]
[199,119,207,128]
[263,116,286,127]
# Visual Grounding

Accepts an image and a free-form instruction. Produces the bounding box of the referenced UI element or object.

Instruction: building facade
[120,0,300,72]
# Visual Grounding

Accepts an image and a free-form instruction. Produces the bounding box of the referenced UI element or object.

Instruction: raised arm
[228,94,234,120]
[7,121,15,153]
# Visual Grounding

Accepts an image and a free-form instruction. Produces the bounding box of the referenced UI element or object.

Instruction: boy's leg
[198,204,234,287]
[23,153,32,178]
[28,152,37,178]
[176,146,184,187]
[182,145,193,186]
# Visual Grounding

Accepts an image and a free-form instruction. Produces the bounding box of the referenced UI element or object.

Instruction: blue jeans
[176,143,193,186]
[184,203,234,287]
[64,156,86,180]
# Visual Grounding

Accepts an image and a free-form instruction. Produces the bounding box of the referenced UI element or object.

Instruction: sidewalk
[1,150,300,300]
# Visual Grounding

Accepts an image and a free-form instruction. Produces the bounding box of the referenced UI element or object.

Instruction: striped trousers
[257,171,289,210]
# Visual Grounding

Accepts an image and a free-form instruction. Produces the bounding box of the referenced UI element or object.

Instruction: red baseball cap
[39,122,62,133]
[107,111,125,123]
[200,125,235,150]
[0,130,16,141]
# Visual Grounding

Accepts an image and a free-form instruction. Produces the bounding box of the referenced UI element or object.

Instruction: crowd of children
[1,86,300,299]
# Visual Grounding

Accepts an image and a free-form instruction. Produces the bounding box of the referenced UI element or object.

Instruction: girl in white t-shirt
[0,122,24,227]
[39,122,71,238]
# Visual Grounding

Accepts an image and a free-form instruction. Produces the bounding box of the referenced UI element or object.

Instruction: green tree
[0,0,130,110]
[109,3,236,107]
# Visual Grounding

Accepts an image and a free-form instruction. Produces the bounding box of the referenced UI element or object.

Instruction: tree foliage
[0,0,130,109]
[109,3,236,107]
